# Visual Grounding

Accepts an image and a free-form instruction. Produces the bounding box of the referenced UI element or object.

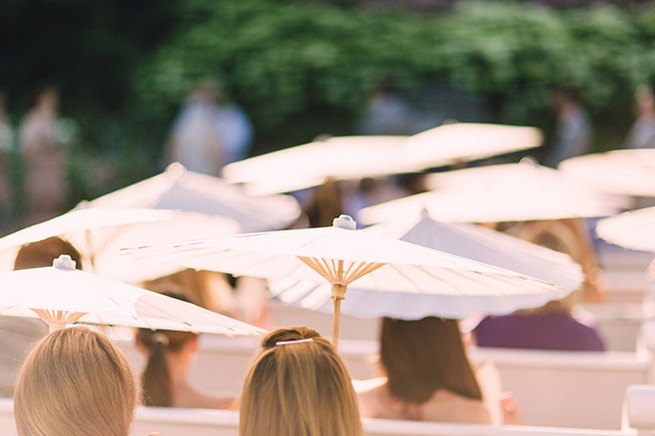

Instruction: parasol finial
[333,214,356,230]
[165,162,187,180]
[519,156,539,167]
[52,255,76,271]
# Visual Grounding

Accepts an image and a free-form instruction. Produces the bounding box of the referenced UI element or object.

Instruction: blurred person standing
[215,85,253,166]
[358,79,413,136]
[625,83,655,149]
[0,90,14,230]
[166,78,252,175]
[545,86,591,168]
[166,79,224,176]
[0,90,12,152]
[18,85,69,226]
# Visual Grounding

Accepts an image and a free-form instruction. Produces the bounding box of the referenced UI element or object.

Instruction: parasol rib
[32,309,86,333]
[385,264,444,293]
[345,261,377,283]
[299,257,333,281]
[346,262,385,284]
[486,272,557,295]
[318,257,338,281]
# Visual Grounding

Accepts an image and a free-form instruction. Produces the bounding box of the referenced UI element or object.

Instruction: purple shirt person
[473,311,605,352]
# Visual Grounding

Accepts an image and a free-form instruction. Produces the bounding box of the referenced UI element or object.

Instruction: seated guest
[13,327,137,436]
[474,219,605,352]
[135,292,236,409]
[0,236,82,397]
[473,298,604,351]
[357,317,518,424]
[240,326,363,436]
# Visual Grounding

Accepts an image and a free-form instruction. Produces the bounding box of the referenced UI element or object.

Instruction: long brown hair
[380,317,482,403]
[240,326,363,436]
[135,293,197,407]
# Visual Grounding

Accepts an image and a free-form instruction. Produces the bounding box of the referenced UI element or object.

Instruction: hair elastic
[276,338,314,346]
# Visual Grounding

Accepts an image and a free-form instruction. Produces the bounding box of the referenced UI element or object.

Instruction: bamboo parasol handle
[331,283,347,349]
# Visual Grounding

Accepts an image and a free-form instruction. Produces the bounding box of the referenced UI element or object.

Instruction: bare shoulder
[423,389,492,424]
[354,378,387,418]
[175,388,238,410]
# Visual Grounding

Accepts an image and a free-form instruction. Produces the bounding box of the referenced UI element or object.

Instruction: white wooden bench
[624,385,655,436]
[0,398,240,436]
[469,348,654,430]
[131,406,239,436]
[595,244,653,307]
[364,419,632,436]
[0,398,15,436]
[0,397,638,436]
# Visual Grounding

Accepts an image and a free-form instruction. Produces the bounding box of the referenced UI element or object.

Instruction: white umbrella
[559,149,655,197]
[596,206,655,252]
[0,255,266,335]
[268,210,582,319]
[0,207,241,283]
[223,135,407,196]
[223,123,541,196]
[85,162,301,232]
[392,122,542,174]
[598,208,655,282]
[358,158,627,226]
[124,215,566,347]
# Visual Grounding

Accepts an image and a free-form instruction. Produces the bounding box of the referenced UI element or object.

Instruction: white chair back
[470,348,653,430]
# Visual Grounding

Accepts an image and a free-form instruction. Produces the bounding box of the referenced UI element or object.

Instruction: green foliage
[6,0,655,217]
[0,0,184,114]
[135,0,655,155]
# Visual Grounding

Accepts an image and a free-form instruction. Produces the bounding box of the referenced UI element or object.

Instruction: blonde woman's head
[239,326,362,436]
[14,327,136,436]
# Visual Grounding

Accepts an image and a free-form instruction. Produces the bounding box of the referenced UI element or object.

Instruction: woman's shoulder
[174,387,237,410]
[355,378,388,419]
[421,389,492,424]
[355,380,492,424]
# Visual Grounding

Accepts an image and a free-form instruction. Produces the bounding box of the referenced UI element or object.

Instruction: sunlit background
[2,0,655,231]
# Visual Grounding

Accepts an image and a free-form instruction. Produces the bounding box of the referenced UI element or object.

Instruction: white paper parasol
[223,124,541,196]
[268,210,582,319]
[392,122,543,173]
[0,255,266,335]
[558,149,655,197]
[358,158,626,226]
[0,207,241,283]
[596,206,655,252]
[85,162,301,232]
[223,135,408,195]
[124,215,565,347]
